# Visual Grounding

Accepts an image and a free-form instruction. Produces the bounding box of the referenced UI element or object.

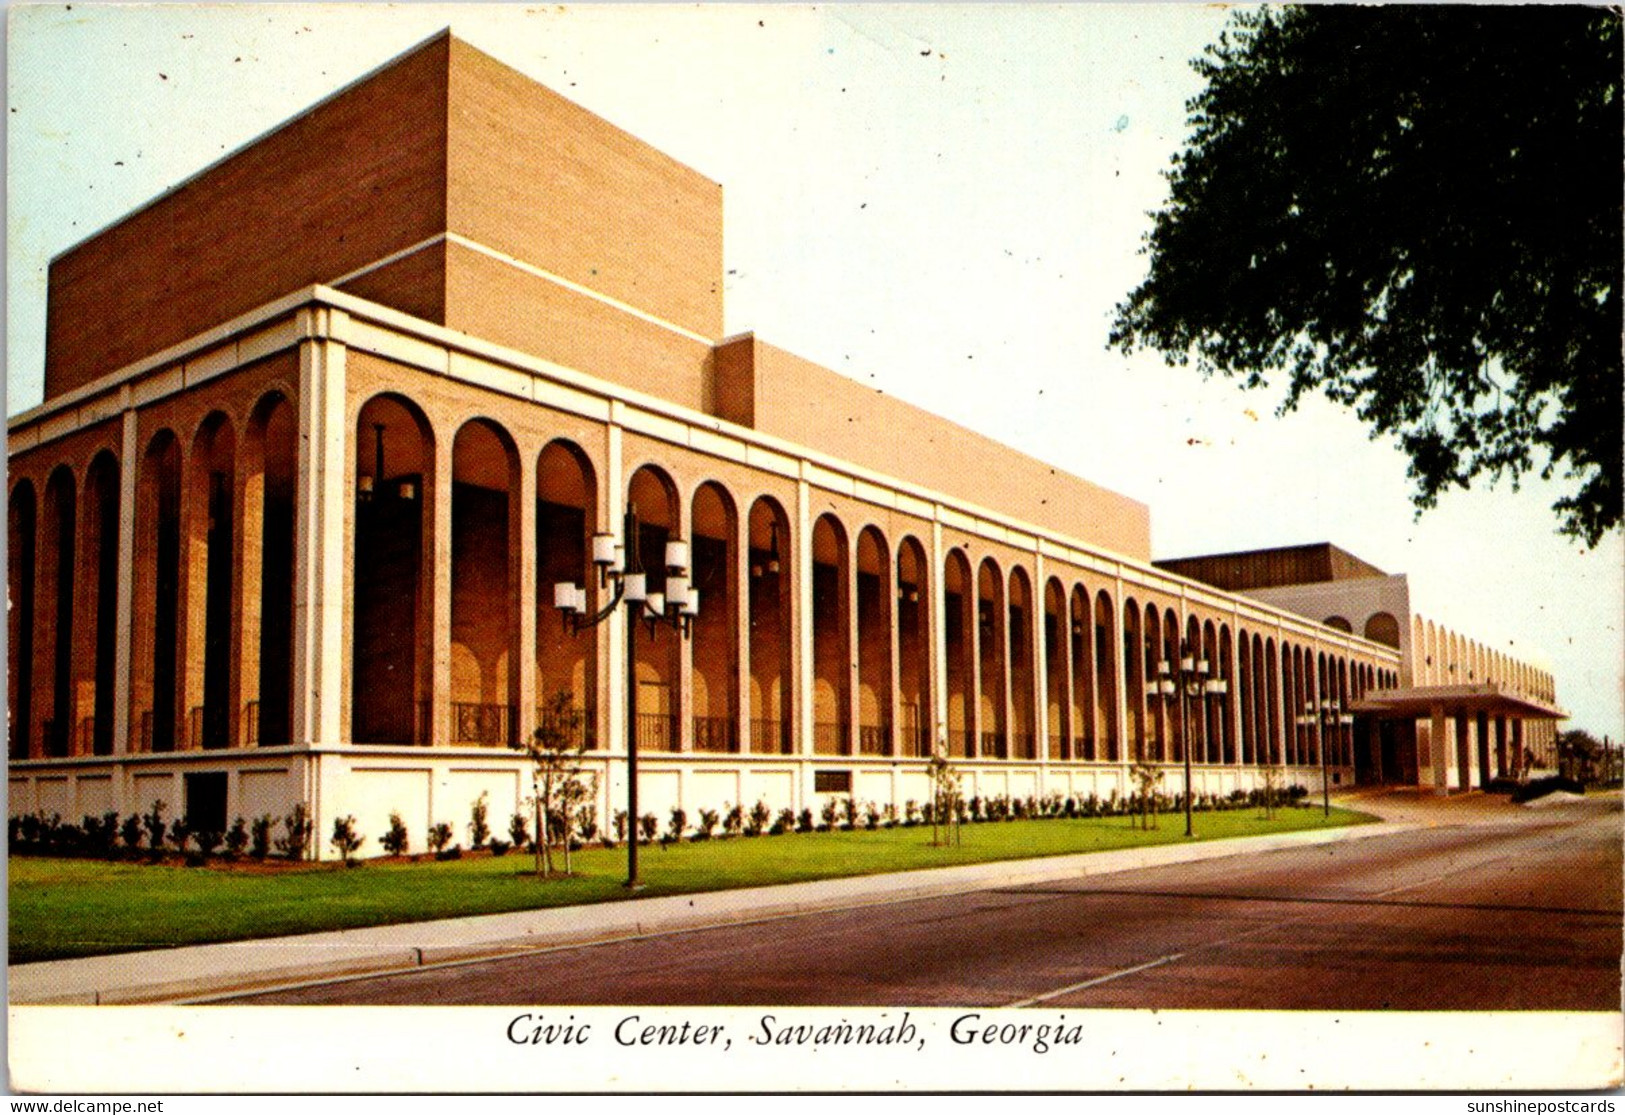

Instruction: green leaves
[1111,5,1622,546]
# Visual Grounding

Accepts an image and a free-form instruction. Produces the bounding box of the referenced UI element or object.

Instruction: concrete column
[795,474,813,759]
[429,418,453,748]
[1429,703,1448,792]
[734,504,751,756]
[929,516,947,756]
[1114,575,1130,778]
[845,531,859,756]
[887,539,903,758]
[604,416,625,763]
[233,418,264,748]
[291,317,349,748]
[113,405,137,755]
[515,448,538,750]
[1033,552,1049,772]
[1455,711,1471,791]
[969,560,983,759]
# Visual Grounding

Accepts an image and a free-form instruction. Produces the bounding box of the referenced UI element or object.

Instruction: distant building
[1157,543,1562,789]
[5,34,1562,855]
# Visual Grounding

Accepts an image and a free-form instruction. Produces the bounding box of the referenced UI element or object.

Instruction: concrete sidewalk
[11,811,1431,1006]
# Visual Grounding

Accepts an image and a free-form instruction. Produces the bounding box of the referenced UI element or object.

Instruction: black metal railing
[750,718,791,754]
[692,716,736,752]
[857,721,891,756]
[452,702,512,746]
[536,705,596,749]
[813,720,849,754]
[189,704,229,749]
[635,712,677,751]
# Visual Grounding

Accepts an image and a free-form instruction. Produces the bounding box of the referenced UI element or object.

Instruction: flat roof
[1352,684,1567,721]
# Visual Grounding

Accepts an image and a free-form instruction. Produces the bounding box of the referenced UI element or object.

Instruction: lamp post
[1297,699,1353,817]
[552,503,697,888]
[1155,641,1228,838]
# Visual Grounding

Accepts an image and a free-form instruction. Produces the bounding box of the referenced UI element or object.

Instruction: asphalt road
[225,798,1622,1010]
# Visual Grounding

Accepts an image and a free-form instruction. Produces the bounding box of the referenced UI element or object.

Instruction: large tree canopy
[1111,6,1621,547]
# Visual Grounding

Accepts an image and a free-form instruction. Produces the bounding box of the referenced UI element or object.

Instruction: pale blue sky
[8,4,1620,740]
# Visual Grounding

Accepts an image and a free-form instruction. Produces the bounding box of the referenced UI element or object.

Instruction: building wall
[715,335,1153,560]
[45,37,453,401]
[444,36,723,341]
[10,293,1411,855]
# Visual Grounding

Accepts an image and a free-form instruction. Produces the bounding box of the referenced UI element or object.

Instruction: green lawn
[10,806,1373,964]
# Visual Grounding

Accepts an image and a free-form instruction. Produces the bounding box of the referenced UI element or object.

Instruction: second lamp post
[1156,642,1228,838]
[552,503,697,889]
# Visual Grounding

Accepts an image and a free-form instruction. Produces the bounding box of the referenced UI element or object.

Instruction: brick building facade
[6,33,1562,855]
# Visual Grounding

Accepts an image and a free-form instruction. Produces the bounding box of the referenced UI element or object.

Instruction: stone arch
[537,438,598,748]
[855,525,893,754]
[449,417,520,745]
[977,556,1007,758]
[240,391,297,745]
[1364,611,1401,649]
[352,393,435,744]
[943,548,974,757]
[747,496,792,753]
[629,464,683,751]
[9,480,37,758]
[79,451,122,755]
[691,481,739,751]
[1007,565,1036,759]
[895,535,931,757]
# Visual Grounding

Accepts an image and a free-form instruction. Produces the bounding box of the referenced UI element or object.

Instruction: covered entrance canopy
[1351,684,1567,790]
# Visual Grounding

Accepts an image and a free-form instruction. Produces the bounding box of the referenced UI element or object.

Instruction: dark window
[813,770,852,794]
[184,771,229,835]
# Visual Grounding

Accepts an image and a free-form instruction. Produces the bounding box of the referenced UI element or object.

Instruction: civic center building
[6,33,1563,854]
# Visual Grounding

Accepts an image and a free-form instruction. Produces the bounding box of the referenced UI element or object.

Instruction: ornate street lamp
[552,503,697,888]
[1297,699,1354,817]
[1155,641,1228,838]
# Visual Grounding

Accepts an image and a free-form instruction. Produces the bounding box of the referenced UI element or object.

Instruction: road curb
[11,816,1420,1005]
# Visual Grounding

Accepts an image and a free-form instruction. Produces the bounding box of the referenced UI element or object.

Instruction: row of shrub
[10,783,1314,864]
[9,801,316,864]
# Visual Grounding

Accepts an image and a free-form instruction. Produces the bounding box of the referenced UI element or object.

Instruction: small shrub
[142,800,168,856]
[904,799,919,826]
[575,803,598,843]
[276,803,313,860]
[168,818,192,858]
[120,812,144,858]
[639,813,659,845]
[249,814,274,859]
[694,808,719,841]
[771,808,795,836]
[330,814,365,865]
[723,803,744,838]
[489,837,511,856]
[508,812,530,851]
[667,807,688,843]
[193,827,224,858]
[381,812,410,856]
[746,800,770,837]
[797,808,814,834]
[864,801,881,830]
[224,817,249,859]
[841,796,858,830]
[819,798,840,831]
[614,810,630,846]
[427,822,454,856]
[468,792,491,850]
[882,803,898,828]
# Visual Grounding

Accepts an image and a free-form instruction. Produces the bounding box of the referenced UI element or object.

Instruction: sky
[8,3,1621,742]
